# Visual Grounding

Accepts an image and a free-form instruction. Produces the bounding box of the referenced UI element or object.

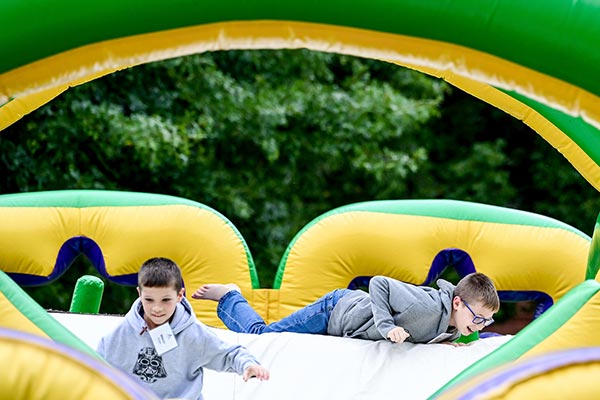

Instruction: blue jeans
[217,288,351,334]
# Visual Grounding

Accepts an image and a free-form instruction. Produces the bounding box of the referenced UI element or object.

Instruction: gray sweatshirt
[327,276,459,343]
[97,297,259,400]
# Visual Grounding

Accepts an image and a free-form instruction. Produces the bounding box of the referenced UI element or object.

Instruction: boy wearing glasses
[193,272,499,345]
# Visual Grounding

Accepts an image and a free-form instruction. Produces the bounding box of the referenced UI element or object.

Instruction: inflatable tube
[274,199,590,320]
[1,1,600,189]
[0,327,159,400]
[434,347,600,400]
[586,212,600,280]
[0,190,258,325]
[0,268,97,357]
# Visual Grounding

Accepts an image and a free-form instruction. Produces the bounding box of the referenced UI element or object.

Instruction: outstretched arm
[369,276,411,342]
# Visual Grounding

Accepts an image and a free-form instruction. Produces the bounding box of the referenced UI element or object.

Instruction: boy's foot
[192,283,241,301]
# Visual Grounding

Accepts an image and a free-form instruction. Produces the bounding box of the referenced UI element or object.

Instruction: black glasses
[462,299,494,327]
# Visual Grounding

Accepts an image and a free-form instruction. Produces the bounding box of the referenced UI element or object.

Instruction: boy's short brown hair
[454,272,500,312]
[138,257,183,292]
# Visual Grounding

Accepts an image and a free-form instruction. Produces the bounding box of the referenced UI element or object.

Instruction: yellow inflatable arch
[273,199,591,319]
[1,1,600,189]
[0,190,258,325]
[0,266,97,357]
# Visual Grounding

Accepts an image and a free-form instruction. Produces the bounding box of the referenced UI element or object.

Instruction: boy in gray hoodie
[193,272,499,344]
[97,258,269,400]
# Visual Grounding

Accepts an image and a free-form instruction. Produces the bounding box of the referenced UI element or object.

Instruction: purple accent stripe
[9,237,100,286]
[8,236,138,286]
[425,249,476,285]
[497,291,553,317]
[456,347,600,400]
[0,327,158,399]
[8,237,82,286]
[348,249,476,289]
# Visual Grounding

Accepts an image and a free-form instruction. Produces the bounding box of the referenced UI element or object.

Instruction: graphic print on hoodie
[133,347,167,383]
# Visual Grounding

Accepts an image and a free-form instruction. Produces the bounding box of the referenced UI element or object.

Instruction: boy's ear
[452,296,461,310]
[177,288,185,302]
[137,286,141,297]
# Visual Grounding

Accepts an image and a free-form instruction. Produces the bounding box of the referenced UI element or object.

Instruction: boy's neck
[447,312,456,328]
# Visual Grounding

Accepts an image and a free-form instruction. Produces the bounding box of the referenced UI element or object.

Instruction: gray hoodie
[327,276,459,343]
[97,297,259,400]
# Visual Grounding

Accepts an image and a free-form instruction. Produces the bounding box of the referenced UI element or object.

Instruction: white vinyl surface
[50,312,511,400]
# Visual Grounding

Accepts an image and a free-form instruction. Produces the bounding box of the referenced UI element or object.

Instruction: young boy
[193,272,499,344]
[97,257,269,400]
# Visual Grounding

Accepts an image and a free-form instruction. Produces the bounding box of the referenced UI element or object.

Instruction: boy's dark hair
[454,272,500,312]
[138,257,183,292]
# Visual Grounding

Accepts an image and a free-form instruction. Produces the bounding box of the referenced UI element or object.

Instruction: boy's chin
[461,327,475,336]
[152,318,169,326]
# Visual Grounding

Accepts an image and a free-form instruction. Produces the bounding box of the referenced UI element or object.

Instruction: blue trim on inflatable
[426,249,476,285]
[347,276,371,290]
[348,249,476,289]
[497,290,553,318]
[7,236,139,286]
[8,237,86,286]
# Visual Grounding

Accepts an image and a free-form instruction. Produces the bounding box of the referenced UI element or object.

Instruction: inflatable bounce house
[0,191,595,399]
[1,0,600,399]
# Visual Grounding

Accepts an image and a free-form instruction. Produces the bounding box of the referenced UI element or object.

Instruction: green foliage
[1,49,600,314]
[418,90,600,234]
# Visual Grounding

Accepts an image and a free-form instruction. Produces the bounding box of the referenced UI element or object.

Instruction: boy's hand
[243,364,270,382]
[387,326,410,343]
